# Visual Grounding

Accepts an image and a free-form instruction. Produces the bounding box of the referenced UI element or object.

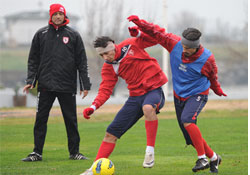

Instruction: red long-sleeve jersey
[138,21,222,100]
[92,33,168,109]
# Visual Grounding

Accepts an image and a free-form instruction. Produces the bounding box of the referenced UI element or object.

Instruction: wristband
[90,105,96,111]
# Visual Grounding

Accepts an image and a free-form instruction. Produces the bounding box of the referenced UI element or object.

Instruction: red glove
[128,26,139,37]
[83,107,94,119]
[213,87,227,96]
[127,15,141,25]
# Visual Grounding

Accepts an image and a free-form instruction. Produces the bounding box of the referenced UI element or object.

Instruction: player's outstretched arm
[127,15,180,52]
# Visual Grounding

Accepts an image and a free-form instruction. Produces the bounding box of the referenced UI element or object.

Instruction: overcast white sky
[0,0,248,30]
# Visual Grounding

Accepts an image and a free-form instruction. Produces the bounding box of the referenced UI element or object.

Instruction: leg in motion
[143,104,158,168]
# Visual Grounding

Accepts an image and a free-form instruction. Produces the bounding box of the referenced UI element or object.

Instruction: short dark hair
[93,36,115,48]
[182,28,202,41]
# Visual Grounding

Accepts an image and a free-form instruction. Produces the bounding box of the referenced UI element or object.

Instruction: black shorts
[107,87,165,139]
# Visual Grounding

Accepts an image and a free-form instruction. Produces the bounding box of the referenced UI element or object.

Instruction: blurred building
[4,10,79,47]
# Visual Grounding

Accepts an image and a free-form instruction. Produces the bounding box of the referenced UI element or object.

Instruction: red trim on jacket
[92,33,168,109]
[138,20,222,100]
[49,18,70,29]
[173,45,218,100]
[174,88,209,101]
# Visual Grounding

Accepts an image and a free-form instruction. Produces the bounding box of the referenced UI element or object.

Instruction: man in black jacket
[22,3,91,161]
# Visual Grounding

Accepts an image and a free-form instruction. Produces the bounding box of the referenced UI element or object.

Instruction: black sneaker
[192,158,209,172]
[21,152,42,162]
[210,154,222,173]
[69,153,88,160]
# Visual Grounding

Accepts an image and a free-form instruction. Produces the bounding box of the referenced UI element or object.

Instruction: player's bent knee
[143,104,154,114]
[183,122,191,127]
[143,104,157,121]
[104,132,117,143]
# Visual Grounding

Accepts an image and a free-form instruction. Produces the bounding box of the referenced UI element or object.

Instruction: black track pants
[33,91,80,155]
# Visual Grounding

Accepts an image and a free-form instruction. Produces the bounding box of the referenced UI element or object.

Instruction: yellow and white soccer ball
[92,158,115,175]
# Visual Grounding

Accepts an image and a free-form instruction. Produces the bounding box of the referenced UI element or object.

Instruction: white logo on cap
[59,7,64,12]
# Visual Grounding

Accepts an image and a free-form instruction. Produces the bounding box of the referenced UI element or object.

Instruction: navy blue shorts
[107,87,165,139]
[174,94,208,145]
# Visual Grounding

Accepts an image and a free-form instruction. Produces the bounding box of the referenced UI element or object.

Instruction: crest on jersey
[63,37,69,44]
[128,49,134,56]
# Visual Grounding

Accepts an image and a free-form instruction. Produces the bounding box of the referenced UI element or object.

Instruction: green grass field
[0,109,248,175]
[0,49,29,71]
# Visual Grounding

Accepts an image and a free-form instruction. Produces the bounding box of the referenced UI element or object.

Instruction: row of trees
[79,0,247,45]
[77,0,247,93]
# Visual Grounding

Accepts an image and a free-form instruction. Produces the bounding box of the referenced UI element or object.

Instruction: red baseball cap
[49,4,66,18]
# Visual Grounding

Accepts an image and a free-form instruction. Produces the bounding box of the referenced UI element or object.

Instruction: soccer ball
[92,158,115,175]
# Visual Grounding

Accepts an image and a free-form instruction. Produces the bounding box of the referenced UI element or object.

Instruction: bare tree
[169,11,206,35]
[82,0,127,46]
[241,0,248,43]
[79,0,128,92]
[79,0,159,95]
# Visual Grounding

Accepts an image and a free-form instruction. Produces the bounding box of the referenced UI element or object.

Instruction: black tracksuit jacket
[26,23,91,93]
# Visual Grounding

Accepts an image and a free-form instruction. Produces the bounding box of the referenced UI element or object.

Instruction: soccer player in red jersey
[80,29,168,174]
